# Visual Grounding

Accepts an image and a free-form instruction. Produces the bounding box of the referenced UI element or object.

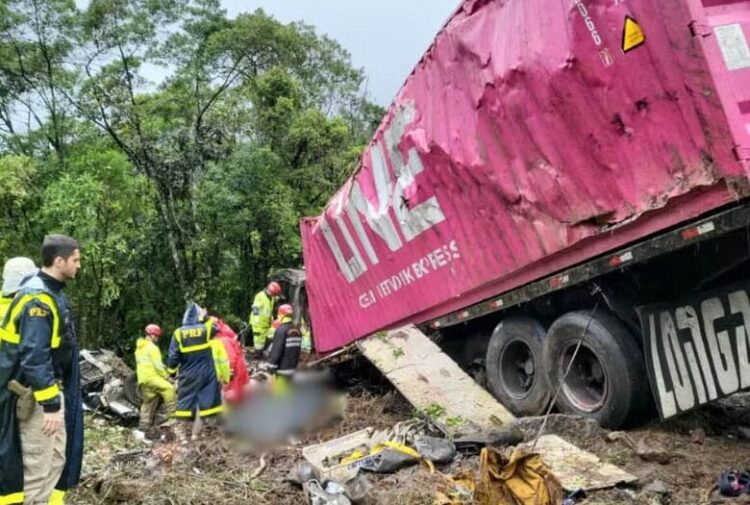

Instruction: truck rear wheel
[486,316,550,416]
[543,311,649,428]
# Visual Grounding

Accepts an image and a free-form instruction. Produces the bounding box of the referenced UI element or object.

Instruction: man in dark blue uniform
[167,303,227,440]
[265,304,302,391]
[0,235,84,505]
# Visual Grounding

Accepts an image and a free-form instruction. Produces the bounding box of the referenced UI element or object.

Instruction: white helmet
[2,257,37,297]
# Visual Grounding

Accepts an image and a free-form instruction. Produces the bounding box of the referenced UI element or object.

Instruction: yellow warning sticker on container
[622,16,645,53]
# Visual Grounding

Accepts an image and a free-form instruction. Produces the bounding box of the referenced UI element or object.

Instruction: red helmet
[267,281,282,297]
[277,304,293,317]
[145,324,162,337]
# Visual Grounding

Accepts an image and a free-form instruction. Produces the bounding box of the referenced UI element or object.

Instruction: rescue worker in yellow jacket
[249,281,281,354]
[135,324,176,430]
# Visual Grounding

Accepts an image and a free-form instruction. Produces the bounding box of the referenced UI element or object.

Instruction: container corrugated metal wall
[302,0,750,352]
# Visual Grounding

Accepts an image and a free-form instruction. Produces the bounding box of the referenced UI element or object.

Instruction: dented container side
[302,0,750,352]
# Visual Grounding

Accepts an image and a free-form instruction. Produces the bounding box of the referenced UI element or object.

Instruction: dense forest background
[0,0,383,352]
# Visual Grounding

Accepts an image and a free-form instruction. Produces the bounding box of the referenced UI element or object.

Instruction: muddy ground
[69,368,750,505]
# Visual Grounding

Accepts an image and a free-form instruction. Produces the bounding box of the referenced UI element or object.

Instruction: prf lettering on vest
[319,102,446,283]
[645,288,750,418]
[183,328,203,338]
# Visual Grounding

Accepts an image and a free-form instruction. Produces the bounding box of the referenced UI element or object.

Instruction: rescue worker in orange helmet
[249,281,282,354]
[264,304,302,385]
[135,324,176,430]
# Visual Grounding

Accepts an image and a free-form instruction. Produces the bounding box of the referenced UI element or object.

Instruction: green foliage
[0,0,382,354]
[421,404,446,420]
[445,416,464,428]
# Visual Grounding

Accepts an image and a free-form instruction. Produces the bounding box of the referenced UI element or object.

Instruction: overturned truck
[300,0,750,428]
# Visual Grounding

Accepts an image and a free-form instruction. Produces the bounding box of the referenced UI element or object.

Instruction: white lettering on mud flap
[715,23,750,71]
[639,282,750,419]
[319,102,447,284]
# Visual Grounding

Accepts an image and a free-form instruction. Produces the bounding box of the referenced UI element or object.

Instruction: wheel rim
[561,344,607,412]
[500,339,537,400]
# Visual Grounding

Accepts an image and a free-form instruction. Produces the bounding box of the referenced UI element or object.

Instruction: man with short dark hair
[0,234,84,504]
[40,234,80,270]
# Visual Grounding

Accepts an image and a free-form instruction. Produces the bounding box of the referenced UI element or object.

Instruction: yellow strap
[0,492,24,504]
[199,405,224,417]
[34,383,60,402]
[181,342,211,353]
[48,489,65,505]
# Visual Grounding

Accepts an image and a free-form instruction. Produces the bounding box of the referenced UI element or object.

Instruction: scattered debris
[413,436,456,464]
[80,349,140,423]
[717,470,750,497]
[690,428,706,445]
[453,427,525,454]
[436,471,475,504]
[304,345,358,369]
[606,430,637,447]
[475,447,563,505]
[635,438,673,465]
[643,479,670,495]
[67,352,750,505]
[251,453,268,479]
[305,480,351,505]
[303,428,374,483]
[562,489,587,505]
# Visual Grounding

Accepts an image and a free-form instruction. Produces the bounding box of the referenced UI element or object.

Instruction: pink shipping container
[301,0,750,354]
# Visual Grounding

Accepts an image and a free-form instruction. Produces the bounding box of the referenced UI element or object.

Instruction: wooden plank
[357,325,515,436]
[529,435,638,491]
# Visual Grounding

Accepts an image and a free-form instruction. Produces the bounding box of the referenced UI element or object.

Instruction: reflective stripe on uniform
[48,489,65,505]
[199,405,223,417]
[178,342,211,353]
[33,384,60,402]
[0,293,61,349]
[0,492,24,504]
[174,410,194,418]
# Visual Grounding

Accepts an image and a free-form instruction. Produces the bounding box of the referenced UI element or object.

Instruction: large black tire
[486,316,550,416]
[542,311,650,429]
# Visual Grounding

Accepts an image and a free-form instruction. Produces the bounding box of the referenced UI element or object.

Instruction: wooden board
[529,435,638,491]
[357,325,515,436]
